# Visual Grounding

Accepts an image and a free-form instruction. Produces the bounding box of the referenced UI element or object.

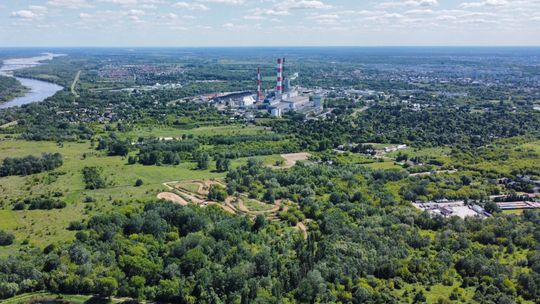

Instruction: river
[0,53,64,109]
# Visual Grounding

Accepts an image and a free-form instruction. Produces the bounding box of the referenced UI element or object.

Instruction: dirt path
[352,106,369,117]
[237,199,250,213]
[71,70,81,97]
[175,188,205,204]
[224,196,239,213]
[157,192,188,206]
[163,180,287,218]
[0,120,18,129]
[162,181,178,190]
[296,222,308,240]
[209,202,236,214]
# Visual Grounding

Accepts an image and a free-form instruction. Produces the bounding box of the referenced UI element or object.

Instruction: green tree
[95,277,118,298]
[197,153,210,170]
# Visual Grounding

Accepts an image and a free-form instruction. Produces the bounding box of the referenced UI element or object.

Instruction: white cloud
[29,6,49,13]
[244,15,266,20]
[460,0,508,9]
[379,0,438,8]
[98,0,163,4]
[173,2,209,10]
[47,0,93,9]
[127,9,145,16]
[163,13,178,19]
[10,10,37,19]
[199,0,245,4]
[247,0,331,19]
[284,0,332,10]
[10,5,49,20]
[79,12,93,19]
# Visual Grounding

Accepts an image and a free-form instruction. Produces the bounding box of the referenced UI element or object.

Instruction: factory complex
[212,58,324,118]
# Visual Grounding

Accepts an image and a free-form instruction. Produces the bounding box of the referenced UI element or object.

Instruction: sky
[1,0,540,47]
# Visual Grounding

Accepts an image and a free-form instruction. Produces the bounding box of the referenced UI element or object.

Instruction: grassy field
[0,210,19,230]
[3,292,126,304]
[394,281,479,303]
[461,138,540,176]
[121,124,271,139]
[0,135,283,255]
[243,198,274,212]
[365,159,402,170]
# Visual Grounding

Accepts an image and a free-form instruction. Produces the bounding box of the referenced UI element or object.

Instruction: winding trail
[162,180,303,229]
[157,192,188,206]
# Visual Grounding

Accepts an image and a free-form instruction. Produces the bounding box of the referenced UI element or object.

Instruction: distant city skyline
[1,0,540,47]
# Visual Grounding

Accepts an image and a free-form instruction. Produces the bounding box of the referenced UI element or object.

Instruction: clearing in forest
[279,152,311,168]
[162,179,309,237]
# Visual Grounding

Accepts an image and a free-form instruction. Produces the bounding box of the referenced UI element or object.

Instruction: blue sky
[1,0,540,46]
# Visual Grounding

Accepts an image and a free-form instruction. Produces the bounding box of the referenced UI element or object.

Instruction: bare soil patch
[279,152,311,168]
[157,192,189,206]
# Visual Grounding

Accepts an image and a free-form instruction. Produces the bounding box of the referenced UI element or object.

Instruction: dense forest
[1,161,539,303]
[271,105,540,150]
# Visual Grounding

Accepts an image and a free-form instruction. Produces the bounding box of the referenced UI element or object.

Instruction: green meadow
[0,126,285,255]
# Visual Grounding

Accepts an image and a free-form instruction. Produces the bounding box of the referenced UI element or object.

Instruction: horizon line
[1,45,540,49]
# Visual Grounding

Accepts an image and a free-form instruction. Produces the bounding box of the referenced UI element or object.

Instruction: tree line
[0,153,62,177]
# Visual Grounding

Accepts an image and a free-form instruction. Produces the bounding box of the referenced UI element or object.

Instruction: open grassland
[121,124,271,139]
[458,138,540,176]
[387,146,452,164]
[0,136,283,254]
[365,159,402,170]
[3,292,126,304]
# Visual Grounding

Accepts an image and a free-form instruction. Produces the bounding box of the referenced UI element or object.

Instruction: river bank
[0,53,65,109]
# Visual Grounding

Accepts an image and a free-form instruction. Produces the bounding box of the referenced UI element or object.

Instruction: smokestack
[276,58,283,94]
[282,58,285,78]
[257,67,261,102]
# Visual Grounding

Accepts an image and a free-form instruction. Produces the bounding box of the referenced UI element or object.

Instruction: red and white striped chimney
[257,67,261,102]
[276,58,283,94]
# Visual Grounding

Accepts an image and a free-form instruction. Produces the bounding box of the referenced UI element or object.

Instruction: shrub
[68,221,86,231]
[25,197,66,210]
[12,201,25,210]
[0,230,15,246]
[82,166,106,189]
[135,179,144,187]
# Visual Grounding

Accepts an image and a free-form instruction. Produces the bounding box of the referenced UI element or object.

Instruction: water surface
[0,53,64,109]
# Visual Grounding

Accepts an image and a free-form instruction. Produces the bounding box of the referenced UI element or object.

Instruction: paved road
[71,70,81,97]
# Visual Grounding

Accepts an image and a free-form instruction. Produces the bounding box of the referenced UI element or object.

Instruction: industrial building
[213,91,255,108]
[265,57,324,117]
[496,201,540,210]
[212,57,324,118]
[413,200,490,219]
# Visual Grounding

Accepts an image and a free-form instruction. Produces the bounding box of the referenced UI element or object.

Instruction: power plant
[212,57,324,118]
